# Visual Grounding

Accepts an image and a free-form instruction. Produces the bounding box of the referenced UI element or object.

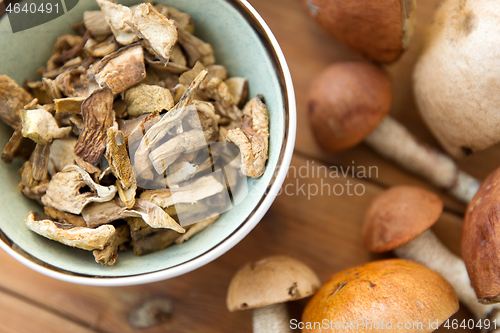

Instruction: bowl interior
[0,0,285,277]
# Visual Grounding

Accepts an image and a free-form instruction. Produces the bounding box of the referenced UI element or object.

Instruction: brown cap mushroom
[363,186,443,253]
[301,0,416,63]
[307,61,480,203]
[364,186,500,323]
[463,166,500,304]
[227,255,320,333]
[302,259,458,333]
[308,61,391,153]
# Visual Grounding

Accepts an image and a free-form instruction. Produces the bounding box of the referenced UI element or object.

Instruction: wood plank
[0,155,475,332]
[0,288,97,333]
[249,0,500,214]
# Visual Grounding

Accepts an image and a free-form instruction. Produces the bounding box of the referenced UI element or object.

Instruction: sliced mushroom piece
[127,217,183,256]
[96,0,138,45]
[74,87,114,165]
[0,75,34,129]
[42,165,117,214]
[25,81,52,105]
[20,108,72,145]
[140,175,224,208]
[93,224,131,266]
[189,101,219,142]
[41,57,84,80]
[154,4,195,34]
[46,34,83,71]
[54,96,85,115]
[214,102,243,123]
[25,211,115,251]
[124,84,174,117]
[84,35,117,58]
[1,126,36,164]
[175,214,219,244]
[106,127,137,208]
[55,68,98,98]
[48,138,78,174]
[52,31,91,67]
[205,77,235,109]
[134,70,208,180]
[225,78,248,108]
[83,10,112,38]
[42,78,63,101]
[44,206,87,227]
[144,52,190,75]
[133,199,185,232]
[31,143,51,181]
[179,61,207,86]
[93,43,146,95]
[164,161,198,185]
[227,96,269,178]
[149,128,207,174]
[127,3,178,65]
[176,23,215,67]
[170,44,187,67]
[17,159,49,200]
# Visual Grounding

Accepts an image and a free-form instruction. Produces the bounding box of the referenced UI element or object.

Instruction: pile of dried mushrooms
[0,0,269,266]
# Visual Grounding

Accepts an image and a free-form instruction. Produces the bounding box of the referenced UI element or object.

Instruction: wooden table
[0,0,496,331]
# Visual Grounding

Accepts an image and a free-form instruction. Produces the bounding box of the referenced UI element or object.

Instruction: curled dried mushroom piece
[26,211,115,251]
[0,75,34,129]
[42,165,117,214]
[124,84,174,117]
[21,108,72,145]
[97,0,139,45]
[227,96,269,178]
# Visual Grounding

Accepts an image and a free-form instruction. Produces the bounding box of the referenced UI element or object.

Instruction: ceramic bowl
[0,0,295,286]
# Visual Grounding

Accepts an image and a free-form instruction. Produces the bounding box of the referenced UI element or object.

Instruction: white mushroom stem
[253,303,291,333]
[394,229,500,329]
[364,116,480,203]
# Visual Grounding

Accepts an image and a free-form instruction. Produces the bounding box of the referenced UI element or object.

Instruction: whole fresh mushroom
[463,166,500,304]
[363,185,500,327]
[307,61,480,203]
[413,0,500,158]
[302,259,458,333]
[301,0,416,63]
[227,255,320,333]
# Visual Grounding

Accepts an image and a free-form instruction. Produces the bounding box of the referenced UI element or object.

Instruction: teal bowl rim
[0,0,297,286]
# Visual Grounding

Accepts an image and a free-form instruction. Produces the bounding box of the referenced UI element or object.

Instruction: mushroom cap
[363,186,443,253]
[307,62,392,153]
[413,0,500,158]
[301,0,416,63]
[462,166,500,303]
[302,259,459,333]
[226,255,321,311]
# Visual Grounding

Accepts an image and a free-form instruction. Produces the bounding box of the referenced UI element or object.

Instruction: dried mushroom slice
[140,175,224,208]
[133,199,185,232]
[31,143,51,181]
[21,108,72,145]
[46,34,83,71]
[225,77,248,108]
[0,75,34,128]
[170,44,187,67]
[83,10,112,37]
[52,31,90,67]
[54,97,85,115]
[127,217,183,256]
[176,23,215,67]
[48,138,78,174]
[25,211,115,251]
[226,96,269,178]
[175,214,220,244]
[82,199,134,227]
[93,224,130,266]
[144,51,189,75]
[1,126,35,164]
[74,87,114,165]
[93,43,146,95]
[179,61,206,86]
[123,84,174,117]
[134,70,208,180]
[25,81,52,105]
[42,165,117,215]
[205,77,235,109]
[106,127,137,208]
[164,160,198,185]
[97,0,138,45]
[55,68,99,98]
[84,35,118,58]
[44,206,87,227]
[127,3,178,65]
[149,128,208,174]
[42,78,63,101]
[154,4,195,34]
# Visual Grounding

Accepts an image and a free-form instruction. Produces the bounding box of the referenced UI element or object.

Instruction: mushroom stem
[253,303,291,333]
[394,229,500,327]
[364,116,480,203]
